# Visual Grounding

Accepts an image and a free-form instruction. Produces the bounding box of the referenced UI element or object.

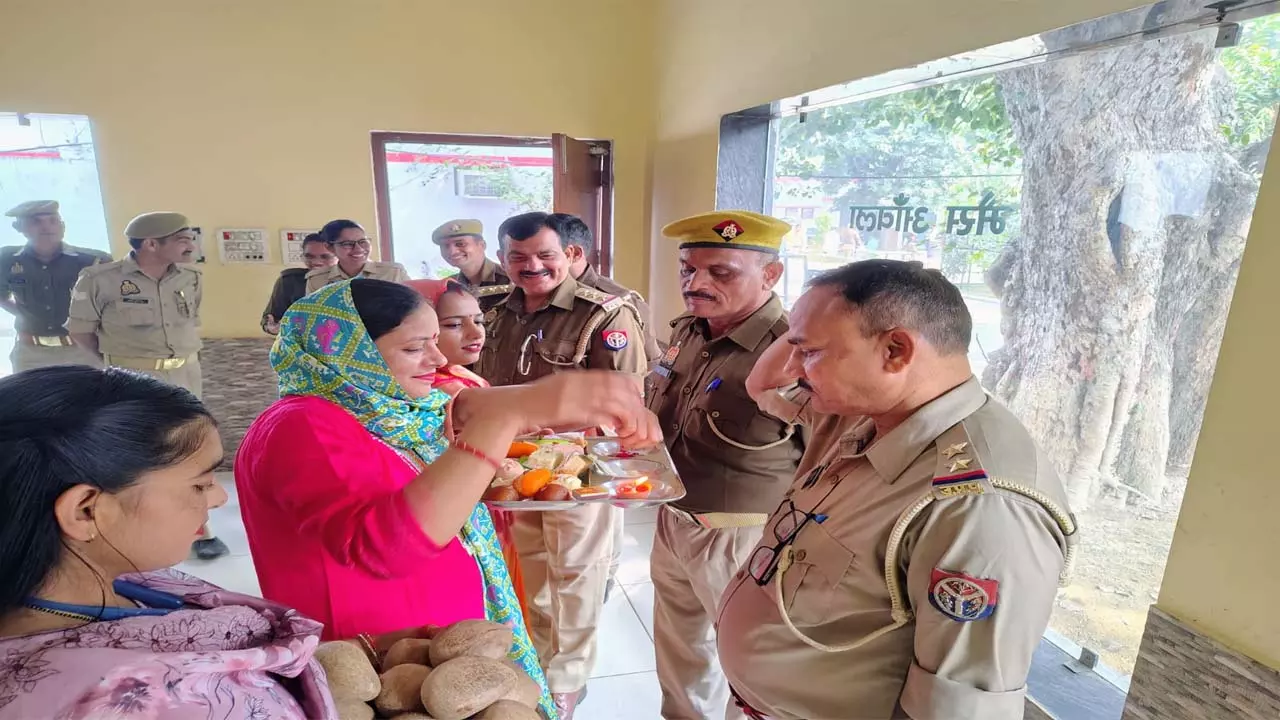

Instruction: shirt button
[711,411,721,418]
[794,549,807,562]
[701,351,710,358]
[671,423,680,433]
[681,386,691,395]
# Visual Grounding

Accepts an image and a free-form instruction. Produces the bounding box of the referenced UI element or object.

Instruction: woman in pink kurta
[0,365,336,720]
[236,393,485,639]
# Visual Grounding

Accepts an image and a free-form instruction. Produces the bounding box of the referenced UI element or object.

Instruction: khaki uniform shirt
[67,254,203,358]
[454,259,513,313]
[304,260,409,293]
[646,295,802,514]
[0,244,111,336]
[474,275,647,386]
[718,378,1076,720]
[577,265,661,366]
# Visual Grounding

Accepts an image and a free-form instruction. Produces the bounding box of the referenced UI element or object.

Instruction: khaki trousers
[512,503,618,693]
[10,342,100,373]
[651,506,762,720]
[107,355,203,400]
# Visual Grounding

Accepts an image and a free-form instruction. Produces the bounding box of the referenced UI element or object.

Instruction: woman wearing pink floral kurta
[0,366,336,719]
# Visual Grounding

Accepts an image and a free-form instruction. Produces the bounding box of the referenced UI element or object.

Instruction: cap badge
[450,223,462,232]
[714,220,744,240]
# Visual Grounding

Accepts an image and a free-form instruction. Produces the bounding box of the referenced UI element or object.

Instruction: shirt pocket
[534,337,580,373]
[779,522,855,627]
[108,301,159,327]
[694,388,796,451]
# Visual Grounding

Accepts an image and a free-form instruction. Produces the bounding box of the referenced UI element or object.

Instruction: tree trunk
[985,1,1257,509]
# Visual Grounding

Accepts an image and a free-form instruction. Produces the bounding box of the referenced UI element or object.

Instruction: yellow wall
[0,0,656,338]
[1157,135,1280,670]
[648,0,1280,672]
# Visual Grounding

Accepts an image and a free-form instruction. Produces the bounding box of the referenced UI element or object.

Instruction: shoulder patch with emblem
[120,280,141,296]
[602,329,629,351]
[929,569,998,622]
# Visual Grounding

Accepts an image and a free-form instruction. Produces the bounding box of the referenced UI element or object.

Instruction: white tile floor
[179,474,665,720]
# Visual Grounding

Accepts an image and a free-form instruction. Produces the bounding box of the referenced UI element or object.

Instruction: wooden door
[552,134,613,274]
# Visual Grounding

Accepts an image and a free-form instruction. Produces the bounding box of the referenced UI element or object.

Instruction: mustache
[683,291,716,301]
[519,270,552,278]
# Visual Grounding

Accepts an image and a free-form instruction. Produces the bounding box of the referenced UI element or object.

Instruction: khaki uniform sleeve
[755,383,821,427]
[392,264,411,283]
[66,269,103,334]
[585,304,647,376]
[262,276,287,328]
[897,493,1066,720]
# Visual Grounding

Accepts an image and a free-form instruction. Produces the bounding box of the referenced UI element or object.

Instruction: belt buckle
[159,357,185,371]
[36,336,60,348]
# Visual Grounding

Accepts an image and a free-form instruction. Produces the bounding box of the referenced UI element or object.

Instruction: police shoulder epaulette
[180,262,204,274]
[930,423,991,501]
[0,246,17,260]
[80,258,118,277]
[476,283,513,297]
[574,285,625,311]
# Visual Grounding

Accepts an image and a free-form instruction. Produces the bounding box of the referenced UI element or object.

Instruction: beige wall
[648,0,1279,671]
[0,0,656,338]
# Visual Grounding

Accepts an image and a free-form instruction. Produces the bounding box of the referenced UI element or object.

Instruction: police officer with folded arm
[717,260,1078,720]
[66,211,230,561]
[647,211,804,720]
[474,211,648,720]
[432,218,511,311]
[0,200,110,372]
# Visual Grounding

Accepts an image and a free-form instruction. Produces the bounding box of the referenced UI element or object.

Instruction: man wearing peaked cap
[66,210,229,561]
[0,200,112,372]
[432,218,511,311]
[646,210,804,720]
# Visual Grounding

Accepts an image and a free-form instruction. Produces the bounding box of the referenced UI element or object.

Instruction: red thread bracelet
[452,439,502,471]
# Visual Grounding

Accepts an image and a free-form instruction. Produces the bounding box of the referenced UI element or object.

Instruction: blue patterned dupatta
[272,281,557,719]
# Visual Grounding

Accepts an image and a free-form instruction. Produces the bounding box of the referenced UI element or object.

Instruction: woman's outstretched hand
[517,371,662,449]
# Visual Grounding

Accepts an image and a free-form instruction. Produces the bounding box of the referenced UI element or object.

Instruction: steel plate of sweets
[482,433,685,511]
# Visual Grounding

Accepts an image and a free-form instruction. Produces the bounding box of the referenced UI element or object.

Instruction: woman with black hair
[0,366,338,719]
[302,218,411,293]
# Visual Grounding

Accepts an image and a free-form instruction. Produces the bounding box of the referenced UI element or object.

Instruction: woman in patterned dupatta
[237,279,659,719]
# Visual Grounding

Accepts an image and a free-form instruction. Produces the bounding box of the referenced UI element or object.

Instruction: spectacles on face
[747,495,829,586]
[336,239,371,250]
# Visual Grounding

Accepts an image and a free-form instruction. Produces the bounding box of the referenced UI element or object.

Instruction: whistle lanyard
[517,329,543,377]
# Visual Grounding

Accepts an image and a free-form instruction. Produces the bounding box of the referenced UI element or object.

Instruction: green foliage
[1218,14,1280,149]
[395,144,553,212]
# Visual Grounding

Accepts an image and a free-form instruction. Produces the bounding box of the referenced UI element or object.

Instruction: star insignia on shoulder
[948,458,973,473]
[942,442,969,459]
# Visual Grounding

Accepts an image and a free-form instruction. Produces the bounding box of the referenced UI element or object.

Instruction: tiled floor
[178,474,665,720]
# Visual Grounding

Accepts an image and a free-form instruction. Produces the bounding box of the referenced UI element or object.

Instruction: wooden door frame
[369,131,615,276]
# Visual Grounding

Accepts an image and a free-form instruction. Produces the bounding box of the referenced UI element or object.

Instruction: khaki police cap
[5,200,59,218]
[432,219,484,245]
[662,210,791,253]
[124,212,191,240]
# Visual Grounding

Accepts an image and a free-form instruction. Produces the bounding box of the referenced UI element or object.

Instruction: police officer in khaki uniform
[648,211,803,720]
[717,260,1079,720]
[304,218,409,293]
[474,211,648,720]
[66,211,230,561]
[431,218,511,311]
[0,200,111,372]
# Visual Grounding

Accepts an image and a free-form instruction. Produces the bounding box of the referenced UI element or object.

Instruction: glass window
[381,142,553,279]
[0,112,110,377]
[765,4,1280,689]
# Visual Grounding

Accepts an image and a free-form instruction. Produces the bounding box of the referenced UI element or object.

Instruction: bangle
[452,439,502,472]
[355,633,380,672]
